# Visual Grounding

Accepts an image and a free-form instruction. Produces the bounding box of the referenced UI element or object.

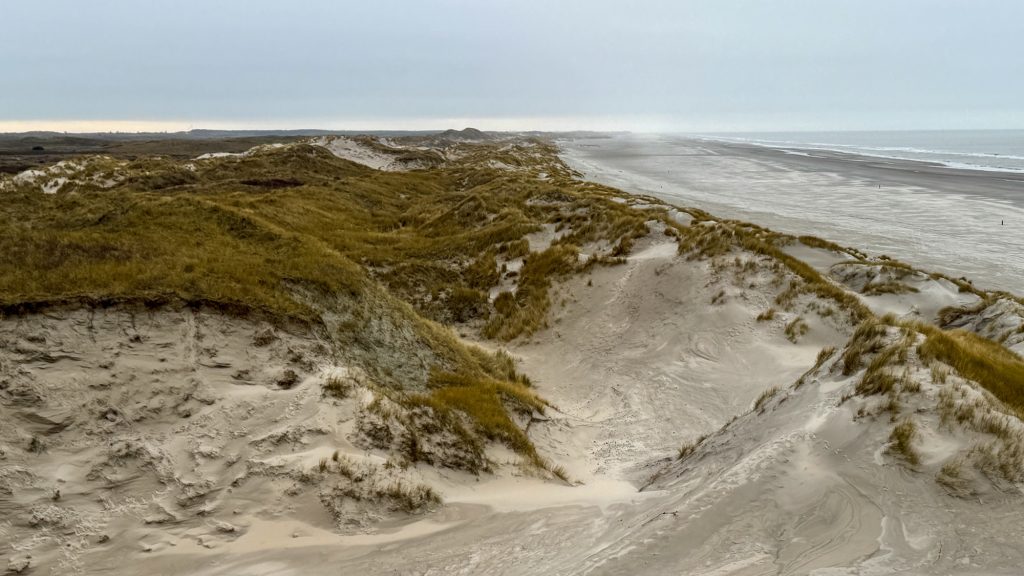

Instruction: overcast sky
[2,0,1022,132]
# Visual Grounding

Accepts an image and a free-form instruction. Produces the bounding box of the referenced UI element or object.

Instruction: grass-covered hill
[0,137,661,475]
[3,133,1024,483]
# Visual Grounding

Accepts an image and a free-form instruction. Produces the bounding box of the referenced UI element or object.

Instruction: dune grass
[753,386,780,412]
[0,138,657,474]
[784,317,809,343]
[863,280,919,296]
[916,324,1024,417]
[675,219,871,323]
[9,135,1024,480]
[889,419,921,466]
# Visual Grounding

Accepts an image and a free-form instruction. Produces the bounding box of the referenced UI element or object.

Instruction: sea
[561,131,1024,292]
[695,129,1024,173]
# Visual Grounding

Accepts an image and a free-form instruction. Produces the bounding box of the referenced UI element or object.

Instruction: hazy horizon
[4,0,1023,133]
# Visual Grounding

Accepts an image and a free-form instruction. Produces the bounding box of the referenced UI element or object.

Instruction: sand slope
[6,228,1024,575]
[4,137,1024,575]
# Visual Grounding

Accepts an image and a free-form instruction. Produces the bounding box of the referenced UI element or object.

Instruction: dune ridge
[1,134,1023,574]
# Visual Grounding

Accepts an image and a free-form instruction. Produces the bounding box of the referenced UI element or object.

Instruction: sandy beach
[560,134,1024,292]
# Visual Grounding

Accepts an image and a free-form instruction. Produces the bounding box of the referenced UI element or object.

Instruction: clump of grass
[797,235,865,259]
[27,436,45,454]
[863,280,919,296]
[784,317,809,343]
[482,243,580,340]
[774,281,804,310]
[756,308,776,322]
[677,433,709,460]
[816,346,837,368]
[375,481,441,513]
[711,289,726,305]
[794,346,837,389]
[930,365,949,385]
[500,238,531,259]
[610,235,634,257]
[398,369,548,468]
[888,419,920,466]
[936,458,973,496]
[915,324,1024,416]
[969,438,1024,486]
[753,386,780,412]
[542,460,571,483]
[465,249,500,290]
[841,318,889,375]
[446,286,488,323]
[323,376,354,399]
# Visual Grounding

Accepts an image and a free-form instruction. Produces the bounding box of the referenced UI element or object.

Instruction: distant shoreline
[559,134,1024,293]
[689,130,1024,175]
[698,137,1024,207]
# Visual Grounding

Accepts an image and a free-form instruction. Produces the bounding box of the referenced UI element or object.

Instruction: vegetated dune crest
[1,135,1023,575]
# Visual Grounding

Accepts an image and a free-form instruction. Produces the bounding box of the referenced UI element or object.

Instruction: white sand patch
[311,136,399,171]
[41,177,68,194]
[6,157,126,194]
[0,307,441,571]
[195,152,242,160]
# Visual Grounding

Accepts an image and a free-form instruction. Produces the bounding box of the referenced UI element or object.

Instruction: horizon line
[3,118,1023,136]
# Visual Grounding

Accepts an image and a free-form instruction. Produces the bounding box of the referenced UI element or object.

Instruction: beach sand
[560,134,1024,292]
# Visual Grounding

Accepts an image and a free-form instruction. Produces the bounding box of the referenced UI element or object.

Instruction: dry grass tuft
[677,433,709,460]
[888,419,920,466]
[784,317,809,343]
[753,386,781,412]
[863,280,919,296]
[322,376,354,399]
[841,318,890,375]
[915,324,1024,416]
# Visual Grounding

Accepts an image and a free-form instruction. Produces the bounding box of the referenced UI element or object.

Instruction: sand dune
[3,136,1024,575]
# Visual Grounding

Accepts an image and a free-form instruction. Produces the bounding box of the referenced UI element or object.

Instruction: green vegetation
[482,243,581,340]
[0,137,667,475]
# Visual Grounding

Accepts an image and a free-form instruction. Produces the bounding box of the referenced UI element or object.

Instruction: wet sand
[560,134,1024,292]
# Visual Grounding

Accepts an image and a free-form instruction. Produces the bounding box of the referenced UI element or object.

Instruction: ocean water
[696,130,1024,173]
[560,134,1024,292]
